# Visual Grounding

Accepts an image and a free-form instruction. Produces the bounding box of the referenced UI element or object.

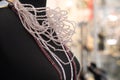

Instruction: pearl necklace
[6,0,78,80]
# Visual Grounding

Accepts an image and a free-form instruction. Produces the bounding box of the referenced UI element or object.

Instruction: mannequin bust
[0,0,80,80]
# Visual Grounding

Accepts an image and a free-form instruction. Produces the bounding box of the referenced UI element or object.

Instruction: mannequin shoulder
[0,6,15,22]
[0,6,17,31]
[0,7,9,15]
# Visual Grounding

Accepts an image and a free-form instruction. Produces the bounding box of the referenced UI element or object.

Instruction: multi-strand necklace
[4,0,79,80]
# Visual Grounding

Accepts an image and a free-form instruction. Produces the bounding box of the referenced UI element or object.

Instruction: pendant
[0,0,9,8]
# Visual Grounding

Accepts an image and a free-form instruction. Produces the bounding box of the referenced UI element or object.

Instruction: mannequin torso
[0,0,80,80]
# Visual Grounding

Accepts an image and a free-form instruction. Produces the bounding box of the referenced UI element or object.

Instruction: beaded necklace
[1,0,79,80]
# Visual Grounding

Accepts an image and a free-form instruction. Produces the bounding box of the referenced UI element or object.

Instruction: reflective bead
[0,1,9,8]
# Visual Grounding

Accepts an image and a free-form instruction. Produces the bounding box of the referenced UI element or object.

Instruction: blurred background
[47,0,120,80]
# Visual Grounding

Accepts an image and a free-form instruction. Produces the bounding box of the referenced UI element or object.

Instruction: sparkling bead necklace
[2,0,78,80]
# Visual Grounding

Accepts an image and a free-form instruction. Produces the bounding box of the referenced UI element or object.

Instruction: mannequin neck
[19,0,46,7]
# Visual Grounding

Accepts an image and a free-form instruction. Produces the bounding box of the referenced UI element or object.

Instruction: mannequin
[0,0,80,80]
